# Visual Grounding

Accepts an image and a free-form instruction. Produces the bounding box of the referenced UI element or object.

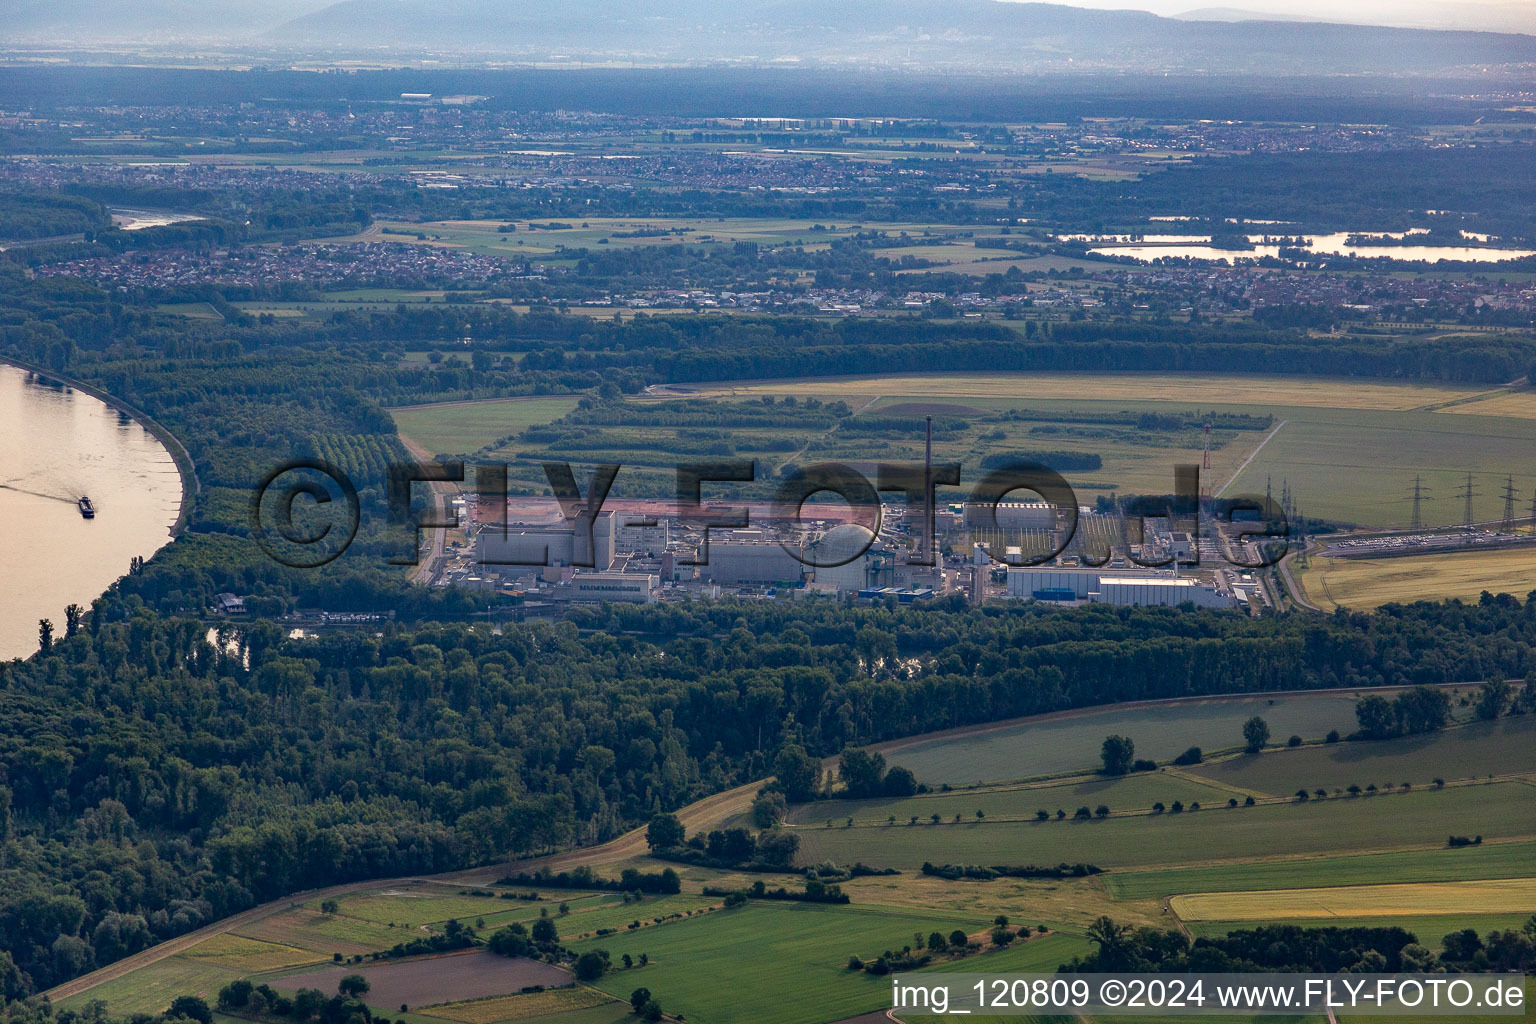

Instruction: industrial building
[1005,566,1233,608]
[803,524,897,593]
[476,510,616,569]
[697,530,807,585]
[549,572,659,603]
[962,500,1057,531]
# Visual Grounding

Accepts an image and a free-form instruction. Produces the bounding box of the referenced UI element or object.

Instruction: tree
[64,604,83,639]
[773,744,819,801]
[1086,916,1134,970]
[751,789,788,828]
[629,988,652,1014]
[645,813,685,851]
[839,748,887,798]
[575,951,608,981]
[640,1001,663,1022]
[38,618,53,654]
[337,976,369,997]
[1172,746,1202,765]
[950,929,969,947]
[1477,677,1511,720]
[489,924,533,957]
[1356,694,1398,739]
[531,917,558,943]
[753,827,800,867]
[168,997,212,1024]
[1100,735,1134,776]
[320,899,339,915]
[1396,685,1451,735]
[1243,716,1270,753]
[927,931,947,951]
[883,766,918,797]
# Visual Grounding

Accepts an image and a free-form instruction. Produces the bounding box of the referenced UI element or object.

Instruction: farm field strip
[1171,878,1536,921]
[674,373,1486,411]
[276,950,572,1009]
[788,771,1236,826]
[1105,840,1536,900]
[178,933,331,972]
[1186,716,1536,794]
[1298,545,1536,611]
[795,783,1536,871]
[389,397,582,455]
[416,986,617,1023]
[873,693,1360,786]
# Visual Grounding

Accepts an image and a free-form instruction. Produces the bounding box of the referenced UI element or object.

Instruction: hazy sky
[1037,0,1529,31]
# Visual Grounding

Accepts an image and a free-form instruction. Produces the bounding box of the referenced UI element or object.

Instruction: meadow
[671,373,1536,528]
[390,397,582,456]
[1187,716,1536,794]
[568,901,1089,1024]
[873,693,1361,786]
[1104,840,1536,900]
[789,771,1236,826]
[794,782,1535,870]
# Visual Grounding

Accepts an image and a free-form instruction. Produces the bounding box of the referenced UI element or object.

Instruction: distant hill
[1176,8,1327,23]
[6,0,331,41]
[262,0,1536,72]
[1177,2,1536,35]
[9,0,1536,74]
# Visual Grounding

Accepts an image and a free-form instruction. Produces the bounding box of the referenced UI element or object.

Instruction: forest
[5,590,1536,999]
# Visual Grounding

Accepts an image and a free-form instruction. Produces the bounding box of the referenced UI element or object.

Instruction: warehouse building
[1006,567,1233,608]
[697,530,807,585]
[549,571,659,603]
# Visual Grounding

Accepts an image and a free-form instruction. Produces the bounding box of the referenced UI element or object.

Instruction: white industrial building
[549,572,659,603]
[1006,566,1233,608]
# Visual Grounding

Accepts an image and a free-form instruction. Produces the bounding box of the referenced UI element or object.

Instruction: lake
[0,362,184,659]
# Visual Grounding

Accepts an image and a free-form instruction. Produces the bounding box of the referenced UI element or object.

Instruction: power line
[1455,472,1480,530]
[1407,475,1432,531]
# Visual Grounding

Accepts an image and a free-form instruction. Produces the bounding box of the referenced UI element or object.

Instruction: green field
[58,957,243,1015]
[569,901,1087,1024]
[234,907,408,954]
[876,693,1362,786]
[552,894,720,939]
[316,890,527,928]
[1188,716,1536,795]
[391,397,582,455]
[1104,840,1536,899]
[795,782,1536,870]
[789,771,1234,826]
[676,373,1536,528]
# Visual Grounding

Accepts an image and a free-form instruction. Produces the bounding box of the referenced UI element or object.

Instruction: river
[0,362,184,659]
